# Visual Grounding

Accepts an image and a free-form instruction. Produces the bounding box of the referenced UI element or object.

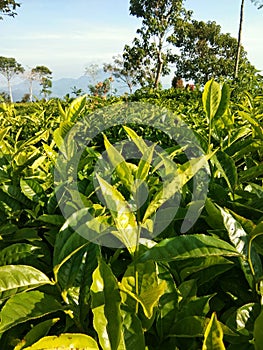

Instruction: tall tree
[126,0,191,89]
[172,20,255,85]
[234,0,263,78]
[0,0,20,19]
[32,66,52,100]
[0,56,24,102]
[103,55,137,94]
[25,65,52,102]
[84,64,100,85]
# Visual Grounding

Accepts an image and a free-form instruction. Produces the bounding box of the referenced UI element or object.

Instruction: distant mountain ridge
[0,73,129,101]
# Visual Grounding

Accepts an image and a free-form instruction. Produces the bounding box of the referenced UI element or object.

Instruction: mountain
[0,74,129,102]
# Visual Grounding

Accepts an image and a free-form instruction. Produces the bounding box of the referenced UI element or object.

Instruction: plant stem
[134,225,141,314]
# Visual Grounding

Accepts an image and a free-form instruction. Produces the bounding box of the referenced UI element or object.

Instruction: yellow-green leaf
[23,333,99,350]
[202,312,226,350]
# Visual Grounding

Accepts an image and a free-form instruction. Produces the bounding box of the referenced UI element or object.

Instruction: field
[0,80,263,349]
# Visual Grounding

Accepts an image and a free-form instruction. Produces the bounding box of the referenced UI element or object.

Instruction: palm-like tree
[234,0,263,78]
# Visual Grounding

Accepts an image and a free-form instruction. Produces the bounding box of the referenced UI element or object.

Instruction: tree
[103,55,137,94]
[234,0,263,78]
[24,68,39,102]
[20,93,30,103]
[172,20,255,85]
[25,65,52,101]
[88,77,114,98]
[84,64,100,85]
[40,76,52,99]
[0,91,10,102]
[0,0,20,19]
[71,86,84,97]
[30,66,52,100]
[125,0,191,89]
[0,56,24,102]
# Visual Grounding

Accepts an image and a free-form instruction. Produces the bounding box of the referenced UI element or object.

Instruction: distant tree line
[104,0,263,92]
[0,57,52,102]
[1,0,263,99]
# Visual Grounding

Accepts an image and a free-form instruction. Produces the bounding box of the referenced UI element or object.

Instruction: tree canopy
[32,66,52,99]
[124,0,191,88]
[120,1,258,89]
[0,0,20,19]
[0,56,24,102]
[172,20,255,85]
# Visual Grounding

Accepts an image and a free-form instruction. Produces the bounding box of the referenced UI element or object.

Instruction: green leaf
[214,83,230,120]
[254,309,263,350]
[103,134,134,191]
[225,303,260,336]
[138,234,240,262]
[240,163,263,183]
[53,128,65,151]
[79,244,100,327]
[0,189,21,212]
[0,291,63,333]
[218,206,263,287]
[20,130,49,148]
[179,255,233,281]
[135,144,154,183]
[203,79,221,121]
[53,224,89,291]
[123,126,148,154]
[91,260,122,350]
[120,261,166,319]
[238,110,263,140]
[212,151,238,193]
[66,95,87,122]
[178,279,198,302]
[42,143,57,164]
[202,312,226,350]
[2,184,31,207]
[96,174,138,252]
[143,153,213,223]
[177,295,213,319]
[23,333,99,350]
[14,318,60,350]
[120,306,145,350]
[20,178,45,202]
[171,316,208,338]
[0,126,11,142]
[57,100,67,120]
[37,214,65,226]
[0,265,52,300]
[0,243,40,266]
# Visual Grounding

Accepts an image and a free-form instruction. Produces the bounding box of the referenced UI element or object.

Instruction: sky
[0,0,263,83]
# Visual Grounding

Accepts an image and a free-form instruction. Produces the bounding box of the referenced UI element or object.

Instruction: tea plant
[0,81,262,349]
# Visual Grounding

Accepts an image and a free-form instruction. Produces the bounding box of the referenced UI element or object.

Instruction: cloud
[4,24,135,42]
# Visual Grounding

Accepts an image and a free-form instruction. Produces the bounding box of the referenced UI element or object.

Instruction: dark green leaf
[138,234,240,262]
[254,309,263,350]
[0,244,40,266]
[0,291,63,333]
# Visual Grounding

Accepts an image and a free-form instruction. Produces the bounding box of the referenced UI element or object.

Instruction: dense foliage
[172,20,255,85]
[0,0,20,19]
[0,80,263,349]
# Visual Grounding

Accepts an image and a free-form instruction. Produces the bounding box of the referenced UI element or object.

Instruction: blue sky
[0,0,262,82]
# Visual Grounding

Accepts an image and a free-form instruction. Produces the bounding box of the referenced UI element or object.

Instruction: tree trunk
[154,58,163,89]
[234,0,245,78]
[7,78,13,103]
[154,34,165,89]
[29,79,33,102]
